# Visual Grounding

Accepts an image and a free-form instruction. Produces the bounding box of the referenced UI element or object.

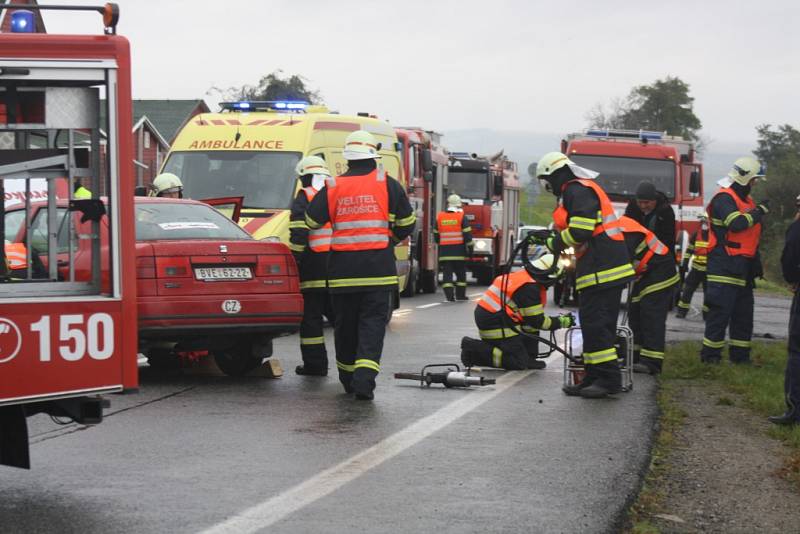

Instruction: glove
[557,313,576,329]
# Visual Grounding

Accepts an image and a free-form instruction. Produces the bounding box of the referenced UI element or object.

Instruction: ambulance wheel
[213,341,263,377]
[420,269,437,294]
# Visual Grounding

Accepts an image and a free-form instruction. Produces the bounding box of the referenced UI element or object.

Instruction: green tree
[219,70,322,104]
[587,76,702,143]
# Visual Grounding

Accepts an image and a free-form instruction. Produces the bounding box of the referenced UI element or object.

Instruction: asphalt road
[2,286,660,534]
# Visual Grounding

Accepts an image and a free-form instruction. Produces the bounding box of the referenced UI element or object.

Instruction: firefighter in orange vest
[289,156,334,376]
[535,152,635,398]
[3,240,45,280]
[434,193,473,301]
[701,157,768,364]
[305,131,416,400]
[460,253,575,369]
[676,214,710,319]
[619,216,680,374]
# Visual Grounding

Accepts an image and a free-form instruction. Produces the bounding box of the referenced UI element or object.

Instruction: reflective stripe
[729,339,752,348]
[583,347,617,364]
[355,358,380,372]
[519,304,544,317]
[576,263,635,290]
[521,325,538,333]
[300,336,325,345]
[702,337,726,349]
[331,234,390,245]
[707,274,746,287]
[640,348,664,359]
[333,220,389,230]
[310,227,333,235]
[541,316,552,330]
[568,216,596,231]
[289,220,308,229]
[305,213,322,229]
[631,274,680,302]
[289,243,306,253]
[677,300,690,309]
[455,282,468,286]
[462,226,472,232]
[300,280,327,290]
[442,282,454,288]
[695,241,709,248]
[711,217,724,226]
[439,255,467,261]
[479,328,519,340]
[328,275,398,288]
[561,228,578,247]
[336,360,355,372]
[479,295,501,312]
[394,213,416,226]
[492,347,503,367]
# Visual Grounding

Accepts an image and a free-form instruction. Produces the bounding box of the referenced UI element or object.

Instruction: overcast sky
[41,0,799,146]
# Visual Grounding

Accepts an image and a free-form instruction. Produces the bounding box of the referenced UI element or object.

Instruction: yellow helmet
[150,172,183,197]
[295,155,331,177]
[447,194,462,208]
[527,252,563,287]
[343,130,382,160]
[536,152,573,178]
[727,156,766,186]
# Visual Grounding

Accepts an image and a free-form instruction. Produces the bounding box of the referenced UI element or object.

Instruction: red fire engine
[0,3,137,469]
[447,151,521,285]
[394,127,449,295]
[562,129,704,253]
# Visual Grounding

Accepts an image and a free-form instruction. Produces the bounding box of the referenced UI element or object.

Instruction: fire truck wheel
[401,262,417,297]
[213,341,263,377]
[420,270,437,294]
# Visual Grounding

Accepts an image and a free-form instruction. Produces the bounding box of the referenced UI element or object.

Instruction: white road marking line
[416,302,441,309]
[200,370,533,534]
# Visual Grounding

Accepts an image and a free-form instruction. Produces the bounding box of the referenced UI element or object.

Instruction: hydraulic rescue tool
[394,364,496,388]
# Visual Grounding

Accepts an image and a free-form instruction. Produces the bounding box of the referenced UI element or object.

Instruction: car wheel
[400,260,416,298]
[213,341,263,377]
[420,269,437,294]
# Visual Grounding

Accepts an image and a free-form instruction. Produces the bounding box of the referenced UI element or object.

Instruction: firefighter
[769,197,800,426]
[460,253,574,370]
[701,156,768,364]
[536,152,635,398]
[3,240,46,280]
[305,131,415,400]
[619,216,680,374]
[434,193,473,301]
[676,214,710,319]
[73,179,92,199]
[289,155,333,376]
[624,181,676,252]
[150,172,183,198]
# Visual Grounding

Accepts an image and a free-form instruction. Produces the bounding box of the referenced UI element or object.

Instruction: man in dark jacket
[625,181,676,253]
[768,198,800,426]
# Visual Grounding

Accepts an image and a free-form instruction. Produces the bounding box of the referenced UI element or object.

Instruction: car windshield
[448,170,489,199]
[135,202,253,241]
[569,155,676,200]
[162,151,302,209]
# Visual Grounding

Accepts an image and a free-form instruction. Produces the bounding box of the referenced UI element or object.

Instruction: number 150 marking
[30,314,115,362]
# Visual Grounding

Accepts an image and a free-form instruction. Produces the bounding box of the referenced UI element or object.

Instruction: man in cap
[536,152,635,398]
[434,193,473,301]
[289,156,334,376]
[305,131,415,400]
[700,156,768,364]
[625,181,676,255]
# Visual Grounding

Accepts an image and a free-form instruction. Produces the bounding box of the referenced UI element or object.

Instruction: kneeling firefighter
[619,215,680,374]
[460,253,575,370]
[535,152,636,398]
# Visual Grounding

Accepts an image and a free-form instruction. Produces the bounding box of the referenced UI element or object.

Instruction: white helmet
[727,156,765,186]
[342,130,382,160]
[150,172,183,197]
[295,155,331,177]
[526,252,563,287]
[536,151,599,181]
[447,194,462,208]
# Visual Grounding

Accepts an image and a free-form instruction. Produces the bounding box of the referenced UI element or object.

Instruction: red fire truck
[394,127,449,295]
[0,3,137,469]
[447,151,521,285]
[562,129,704,253]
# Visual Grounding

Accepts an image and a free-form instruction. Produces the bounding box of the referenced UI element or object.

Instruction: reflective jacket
[618,216,669,275]
[706,185,764,285]
[707,187,762,258]
[686,224,709,271]
[552,179,634,292]
[289,186,331,292]
[434,210,473,261]
[4,242,27,270]
[619,216,679,302]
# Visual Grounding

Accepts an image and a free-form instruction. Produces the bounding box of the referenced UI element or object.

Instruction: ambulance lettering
[188,140,284,149]
[336,194,380,216]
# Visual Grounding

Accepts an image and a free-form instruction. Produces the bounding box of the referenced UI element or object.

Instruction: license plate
[194,266,252,280]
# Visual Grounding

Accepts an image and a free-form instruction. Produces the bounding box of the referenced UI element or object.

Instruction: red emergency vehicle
[0,3,137,469]
[562,129,704,255]
[447,151,520,285]
[394,127,449,295]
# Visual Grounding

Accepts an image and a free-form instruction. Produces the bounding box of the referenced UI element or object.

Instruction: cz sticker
[222,300,242,314]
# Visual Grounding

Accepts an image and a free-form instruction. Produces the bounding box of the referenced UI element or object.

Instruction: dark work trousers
[473,334,539,370]
[441,261,467,289]
[678,268,707,312]
[629,285,671,370]
[701,281,754,363]
[783,291,800,421]
[331,290,390,395]
[579,284,624,381]
[299,291,329,373]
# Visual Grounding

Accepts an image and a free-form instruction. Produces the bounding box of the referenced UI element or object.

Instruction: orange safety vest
[618,216,669,275]
[302,186,332,253]
[707,187,762,258]
[478,269,547,323]
[4,242,27,270]
[326,168,391,251]
[436,210,465,245]
[552,178,625,257]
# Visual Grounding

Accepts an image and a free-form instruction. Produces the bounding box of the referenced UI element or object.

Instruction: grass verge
[628,340,800,532]
[755,277,794,298]
[519,189,556,227]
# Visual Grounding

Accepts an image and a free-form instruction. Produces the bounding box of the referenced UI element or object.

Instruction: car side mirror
[421,149,433,172]
[689,170,701,195]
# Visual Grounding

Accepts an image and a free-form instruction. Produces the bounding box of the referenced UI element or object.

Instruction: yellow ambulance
[160,100,410,299]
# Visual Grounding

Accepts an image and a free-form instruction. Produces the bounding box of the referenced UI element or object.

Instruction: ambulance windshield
[569,155,676,200]
[162,151,302,209]
[448,170,489,200]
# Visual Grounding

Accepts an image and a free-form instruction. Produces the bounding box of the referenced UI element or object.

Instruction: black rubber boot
[527,357,547,370]
[295,365,328,376]
[580,362,622,398]
[632,356,662,375]
[563,369,596,396]
[443,286,455,302]
[460,337,494,367]
[455,285,469,301]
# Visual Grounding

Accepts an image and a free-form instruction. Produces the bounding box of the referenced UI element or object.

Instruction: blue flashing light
[10,10,35,33]
[640,131,663,141]
[233,102,251,110]
[586,129,610,137]
[273,101,308,110]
